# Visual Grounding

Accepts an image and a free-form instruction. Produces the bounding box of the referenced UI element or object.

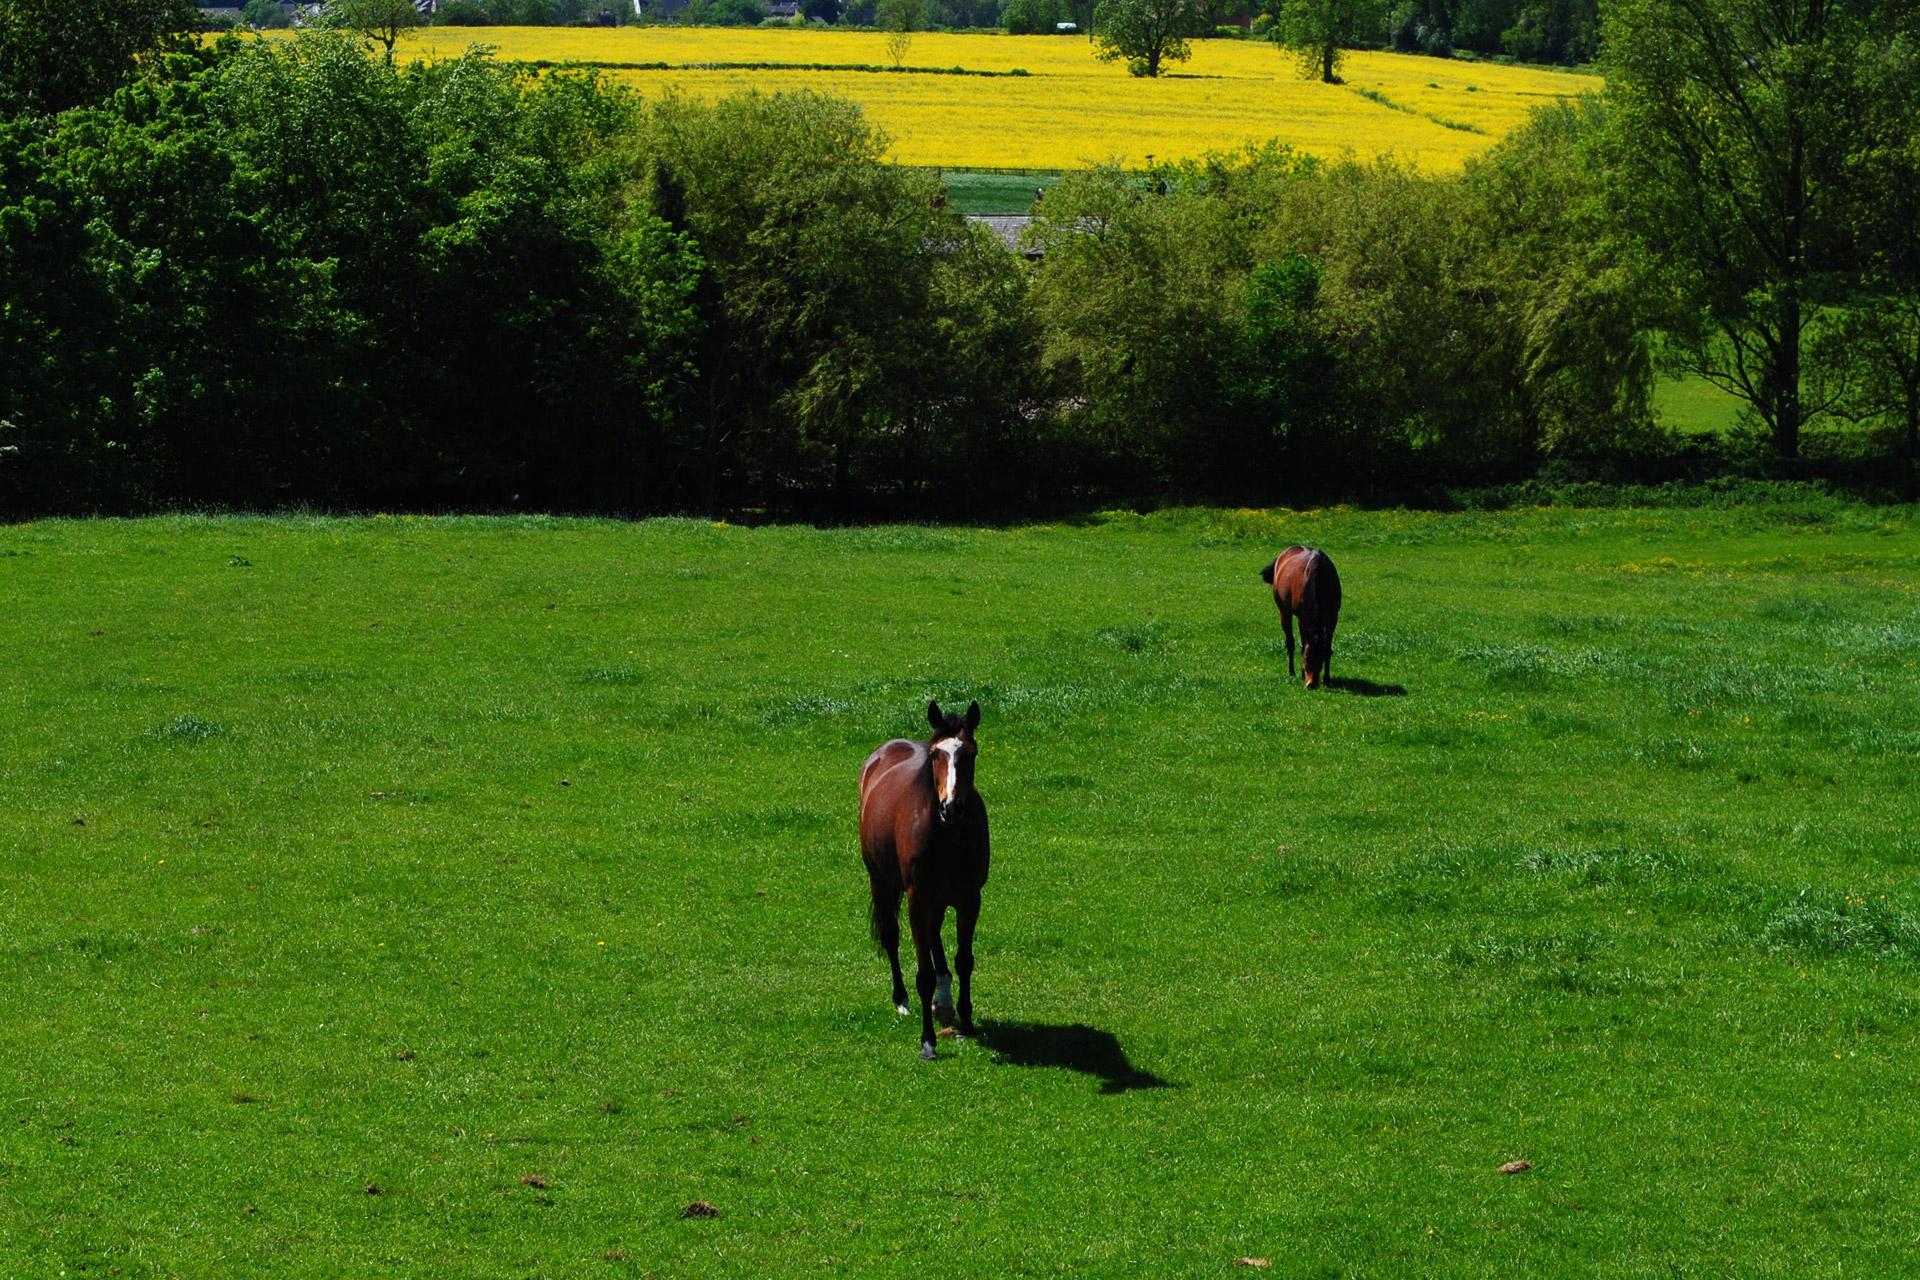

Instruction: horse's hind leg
[870,877,909,1015]
[954,891,980,1039]
[1282,607,1296,677]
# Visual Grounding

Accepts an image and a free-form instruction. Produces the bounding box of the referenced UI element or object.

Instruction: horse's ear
[964,700,980,732]
[927,700,944,730]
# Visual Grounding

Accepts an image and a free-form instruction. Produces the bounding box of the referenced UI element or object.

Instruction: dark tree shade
[0,0,201,116]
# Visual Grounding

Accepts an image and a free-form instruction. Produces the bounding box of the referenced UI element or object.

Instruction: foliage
[240,0,293,28]
[0,0,200,115]
[9,26,1920,516]
[700,0,774,24]
[1270,0,1378,82]
[1385,0,1449,53]
[1026,131,1659,497]
[0,38,699,512]
[1003,0,1083,31]
[1460,96,1662,460]
[1092,0,1207,76]
[632,89,1036,511]
[876,0,928,27]
[1833,16,1920,456]
[321,0,424,62]
[877,0,923,64]
[1451,0,1600,64]
[1597,0,1908,459]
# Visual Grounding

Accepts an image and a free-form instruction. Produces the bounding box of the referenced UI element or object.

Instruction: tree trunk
[1774,291,1802,459]
[1321,42,1335,83]
[1772,107,1808,460]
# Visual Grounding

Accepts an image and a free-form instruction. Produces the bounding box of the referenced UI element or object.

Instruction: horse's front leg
[908,892,942,1059]
[930,927,954,1027]
[954,890,980,1039]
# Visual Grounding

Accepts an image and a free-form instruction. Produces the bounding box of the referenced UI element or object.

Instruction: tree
[241,0,292,27]
[0,0,200,116]
[1599,0,1887,459]
[1835,25,1920,460]
[637,91,1006,513]
[877,0,924,65]
[1462,98,1663,461]
[1092,0,1206,76]
[707,0,770,22]
[1271,0,1375,83]
[1003,0,1071,32]
[322,0,422,65]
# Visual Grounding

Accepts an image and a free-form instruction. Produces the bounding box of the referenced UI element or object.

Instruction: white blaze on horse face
[933,738,964,806]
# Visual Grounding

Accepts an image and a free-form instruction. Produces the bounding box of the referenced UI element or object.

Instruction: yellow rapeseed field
[395,27,1592,171]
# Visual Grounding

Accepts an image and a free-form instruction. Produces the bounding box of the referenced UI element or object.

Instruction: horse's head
[1301,628,1330,689]
[926,699,980,825]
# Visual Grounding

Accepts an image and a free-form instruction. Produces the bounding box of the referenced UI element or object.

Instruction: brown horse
[1261,546,1342,689]
[859,700,991,1060]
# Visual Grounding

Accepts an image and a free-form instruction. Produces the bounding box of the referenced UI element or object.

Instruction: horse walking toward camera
[859,700,991,1060]
[1261,546,1342,689]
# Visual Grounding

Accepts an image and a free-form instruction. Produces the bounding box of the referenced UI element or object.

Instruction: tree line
[0,4,1917,517]
[185,0,1605,65]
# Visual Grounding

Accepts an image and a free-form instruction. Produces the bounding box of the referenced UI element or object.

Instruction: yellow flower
[394,29,1582,172]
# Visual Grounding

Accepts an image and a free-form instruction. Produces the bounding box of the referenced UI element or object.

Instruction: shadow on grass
[1325,676,1408,697]
[977,1020,1175,1094]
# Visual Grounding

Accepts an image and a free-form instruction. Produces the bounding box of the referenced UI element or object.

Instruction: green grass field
[5,501,1920,1277]
[1652,374,1747,438]
[938,170,1060,215]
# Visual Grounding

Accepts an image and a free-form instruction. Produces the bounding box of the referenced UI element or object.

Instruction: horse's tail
[1259,558,1276,584]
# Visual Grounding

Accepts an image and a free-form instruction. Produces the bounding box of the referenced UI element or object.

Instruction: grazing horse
[1261,546,1342,689]
[859,700,991,1060]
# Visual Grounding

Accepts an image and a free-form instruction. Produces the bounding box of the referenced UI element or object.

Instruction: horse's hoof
[895,1003,911,1016]
[933,1000,955,1028]
[919,1042,937,1061]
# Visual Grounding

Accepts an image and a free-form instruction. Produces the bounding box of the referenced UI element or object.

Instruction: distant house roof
[967,214,1040,258]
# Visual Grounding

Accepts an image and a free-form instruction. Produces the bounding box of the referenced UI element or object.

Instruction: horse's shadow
[977,1020,1175,1094]
[1325,675,1408,697]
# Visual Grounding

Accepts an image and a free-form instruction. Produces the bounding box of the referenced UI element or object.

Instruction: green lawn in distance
[940,169,1059,214]
[1653,373,1746,437]
[4,504,1920,1277]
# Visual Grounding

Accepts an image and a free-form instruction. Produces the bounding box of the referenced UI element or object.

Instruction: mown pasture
[378,27,1587,170]
[4,501,1920,1276]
